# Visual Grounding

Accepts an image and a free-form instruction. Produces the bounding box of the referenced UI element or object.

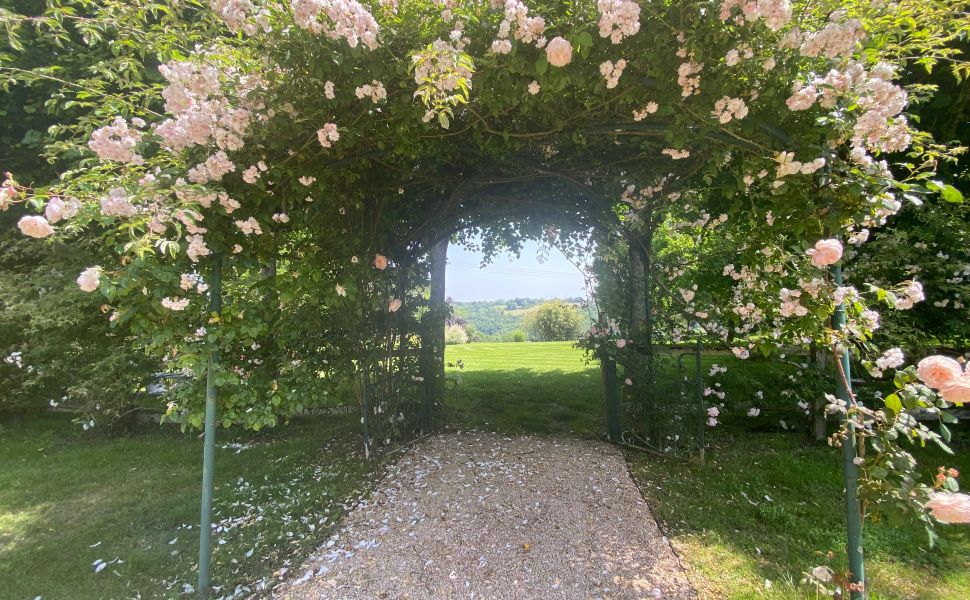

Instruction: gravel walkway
[278,432,695,600]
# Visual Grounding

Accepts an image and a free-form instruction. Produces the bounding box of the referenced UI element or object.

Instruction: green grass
[444,341,602,436]
[628,433,970,600]
[0,414,376,599]
[446,341,970,599]
[4,342,968,599]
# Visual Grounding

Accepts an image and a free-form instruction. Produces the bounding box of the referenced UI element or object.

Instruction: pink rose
[916,355,963,389]
[373,254,388,270]
[18,215,55,238]
[388,298,402,312]
[546,37,573,67]
[939,376,970,405]
[806,238,842,267]
[926,491,970,524]
[77,266,101,293]
[615,338,626,348]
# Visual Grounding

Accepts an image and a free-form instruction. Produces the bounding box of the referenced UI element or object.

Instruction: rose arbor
[3,0,969,597]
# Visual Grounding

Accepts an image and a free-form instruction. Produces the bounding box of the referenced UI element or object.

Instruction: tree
[525,301,582,341]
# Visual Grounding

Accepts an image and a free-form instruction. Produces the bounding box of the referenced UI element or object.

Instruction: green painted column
[831,264,866,599]
[198,256,222,599]
[602,355,620,442]
[695,338,705,464]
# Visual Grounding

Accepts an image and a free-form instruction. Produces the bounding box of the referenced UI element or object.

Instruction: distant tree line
[448,298,590,342]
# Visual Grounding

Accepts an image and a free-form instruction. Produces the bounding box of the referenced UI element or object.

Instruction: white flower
[161,297,190,311]
[317,123,340,148]
[597,0,641,44]
[77,267,102,293]
[545,37,573,67]
[18,215,55,238]
[811,565,834,583]
[528,80,541,95]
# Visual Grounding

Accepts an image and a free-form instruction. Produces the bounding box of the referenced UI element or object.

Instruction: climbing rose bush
[1,0,968,568]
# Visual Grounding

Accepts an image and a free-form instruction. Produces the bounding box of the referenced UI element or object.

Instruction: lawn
[630,433,970,600]
[446,341,970,600]
[444,340,602,435]
[3,341,968,599]
[0,414,377,599]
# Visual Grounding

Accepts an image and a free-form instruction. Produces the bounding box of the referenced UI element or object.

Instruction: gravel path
[278,432,695,600]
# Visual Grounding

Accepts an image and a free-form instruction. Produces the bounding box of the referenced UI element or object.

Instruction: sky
[445,239,590,302]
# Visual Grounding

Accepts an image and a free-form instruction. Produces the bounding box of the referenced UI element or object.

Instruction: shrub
[510,330,526,343]
[444,324,468,345]
[524,301,582,342]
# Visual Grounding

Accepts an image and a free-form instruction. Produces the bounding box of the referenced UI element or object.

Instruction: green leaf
[535,56,548,76]
[939,184,963,203]
[885,393,902,413]
[438,112,450,129]
[927,180,963,202]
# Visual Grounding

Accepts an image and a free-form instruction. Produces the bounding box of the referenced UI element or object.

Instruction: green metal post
[695,338,705,464]
[602,356,620,442]
[832,264,866,599]
[641,227,655,440]
[198,256,222,599]
[360,369,371,460]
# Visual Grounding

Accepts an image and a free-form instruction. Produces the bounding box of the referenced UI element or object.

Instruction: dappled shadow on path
[281,432,696,600]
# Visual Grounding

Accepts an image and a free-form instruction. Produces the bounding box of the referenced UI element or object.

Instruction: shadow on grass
[0,413,376,600]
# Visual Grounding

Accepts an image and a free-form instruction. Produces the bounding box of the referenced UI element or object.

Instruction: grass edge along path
[628,432,970,600]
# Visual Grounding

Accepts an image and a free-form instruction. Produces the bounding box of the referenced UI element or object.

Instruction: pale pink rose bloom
[373,254,388,270]
[388,298,402,312]
[939,376,970,405]
[546,37,573,67]
[77,266,101,292]
[615,338,626,348]
[335,284,346,297]
[916,355,963,389]
[806,238,842,267]
[161,297,190,311]
[624,378,633,386]
[18,215,55,238]
[926,491,970,524]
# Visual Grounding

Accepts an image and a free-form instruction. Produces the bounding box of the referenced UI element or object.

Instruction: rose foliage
[2,0,970,548]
